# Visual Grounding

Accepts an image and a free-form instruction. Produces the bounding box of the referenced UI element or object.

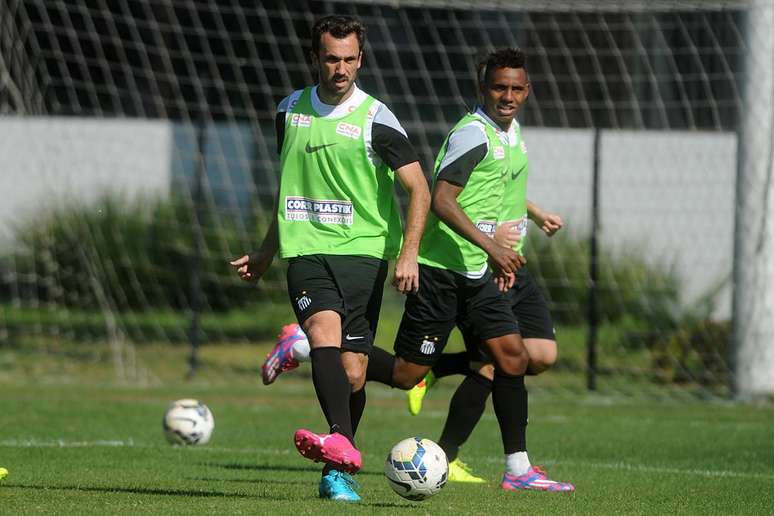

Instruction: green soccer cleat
[406,370,436,416]
[448,458,486,483]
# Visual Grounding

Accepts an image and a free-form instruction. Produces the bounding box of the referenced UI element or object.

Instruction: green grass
[0,340,772,515]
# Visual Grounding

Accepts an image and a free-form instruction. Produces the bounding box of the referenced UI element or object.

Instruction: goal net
[0,0,770,396]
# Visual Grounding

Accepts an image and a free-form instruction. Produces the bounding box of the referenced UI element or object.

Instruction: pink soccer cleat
[501,465,575,492]
[261,323,304,385]
[294,429,363,474]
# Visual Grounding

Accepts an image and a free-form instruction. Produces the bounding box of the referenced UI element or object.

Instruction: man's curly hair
[478,48,527,85]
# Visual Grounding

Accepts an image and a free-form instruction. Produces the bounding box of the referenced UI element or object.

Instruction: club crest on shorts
[296,291,311,311]
[420,336,438,355]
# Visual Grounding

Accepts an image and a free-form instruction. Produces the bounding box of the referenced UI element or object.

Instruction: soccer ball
[384,437,448,501]
[162,399,214,445]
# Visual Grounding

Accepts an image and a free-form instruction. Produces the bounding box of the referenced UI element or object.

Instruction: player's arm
[527,199,563,236]
[230,189,279,283]
[372,106,430,294]
[230,98,292,282]
[394,162,430,293]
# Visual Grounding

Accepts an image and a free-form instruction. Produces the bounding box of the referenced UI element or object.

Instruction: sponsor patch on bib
[291,113,312,127]
[285,196,354,225]
[476,219,497,237]
[336,122,362,139]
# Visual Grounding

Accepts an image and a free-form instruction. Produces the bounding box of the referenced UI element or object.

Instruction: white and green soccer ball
[384,437,448,500]
[163,399,214,445]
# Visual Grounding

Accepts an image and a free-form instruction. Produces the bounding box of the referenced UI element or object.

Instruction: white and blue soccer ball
[163,399,214,445]
[384,437,448,500]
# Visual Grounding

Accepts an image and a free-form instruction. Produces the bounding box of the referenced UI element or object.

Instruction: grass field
[1,337,773,515]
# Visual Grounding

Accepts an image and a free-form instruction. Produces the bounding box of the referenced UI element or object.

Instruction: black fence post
[587,128,601,391]
[187,102,207,380]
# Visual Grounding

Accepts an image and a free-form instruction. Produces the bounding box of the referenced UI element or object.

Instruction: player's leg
[512,267,558,375]
[437,370,491,483]
[286,256,362,478]
[468,276,573,492]
[483,332,573,492]
[261,322,309,385]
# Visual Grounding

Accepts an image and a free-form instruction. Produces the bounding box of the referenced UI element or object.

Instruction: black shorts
[460,267,555,358]
[286,254,388,354]
[393,264,519,366]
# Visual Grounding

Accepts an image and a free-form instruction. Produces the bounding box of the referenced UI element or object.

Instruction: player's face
[313,32,362,103]
[480,67,530,130]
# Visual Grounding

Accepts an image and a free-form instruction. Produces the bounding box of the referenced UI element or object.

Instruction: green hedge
[0,194,283,311]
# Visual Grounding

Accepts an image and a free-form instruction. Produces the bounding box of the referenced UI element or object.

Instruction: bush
[523,232,680,326]
[0,193,284,311]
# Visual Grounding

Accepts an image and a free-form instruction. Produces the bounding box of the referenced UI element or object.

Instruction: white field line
[2,439,773,482]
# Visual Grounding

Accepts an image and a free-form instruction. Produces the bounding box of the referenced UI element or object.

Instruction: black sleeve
[372,122,420,170]
[275,112,285,155]
[435,143,488,187]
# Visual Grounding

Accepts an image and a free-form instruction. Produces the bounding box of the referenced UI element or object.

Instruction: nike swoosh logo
[511,169,523,180]
[305,142,338,153]
[345,334,364,341]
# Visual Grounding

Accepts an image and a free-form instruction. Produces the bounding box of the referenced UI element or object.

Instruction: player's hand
[229,252,272,283]
[494,220,521,248]
[487,245,526,275]
[393,253,419,294]
[494,270,516,292]
[540,213,563,236]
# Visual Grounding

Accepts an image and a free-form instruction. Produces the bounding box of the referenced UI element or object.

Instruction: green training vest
[499,122,529,255]
[418,112,519,274]
[277,87,403,259]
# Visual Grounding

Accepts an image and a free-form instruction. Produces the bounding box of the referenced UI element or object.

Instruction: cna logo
[420,336,438,355]
[291,113,312,127]
[493,146,505,160]
[336,122,362,139]
[296,291,311,311]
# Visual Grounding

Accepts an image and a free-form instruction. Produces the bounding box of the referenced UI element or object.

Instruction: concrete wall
[526,128,736,317]
[0,117,736,317]
[0,117,172,244]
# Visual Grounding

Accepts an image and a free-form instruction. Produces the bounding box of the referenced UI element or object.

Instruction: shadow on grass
[6,483,254,499]
[205,461,383,477]
[189,476,309,486]
[7,483,419,506]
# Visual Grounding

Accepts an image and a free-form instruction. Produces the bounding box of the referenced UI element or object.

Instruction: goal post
[733,2,774,398]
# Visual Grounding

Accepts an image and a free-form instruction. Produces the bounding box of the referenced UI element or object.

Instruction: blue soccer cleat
[319,469,362,502]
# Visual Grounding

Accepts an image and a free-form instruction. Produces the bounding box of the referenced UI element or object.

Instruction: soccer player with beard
[231,15,430,502]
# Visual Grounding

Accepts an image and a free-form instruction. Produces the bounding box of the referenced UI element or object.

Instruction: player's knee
[344,362,367,390]
[525,340,557,375]
[495,345,529,376]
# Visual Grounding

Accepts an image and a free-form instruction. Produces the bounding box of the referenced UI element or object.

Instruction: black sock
[366,346,395,386]
[491,371,527,454]
[437,373,492,462]
[310,347,354,442]
[350,387,366,437]
[431,352,471,379]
